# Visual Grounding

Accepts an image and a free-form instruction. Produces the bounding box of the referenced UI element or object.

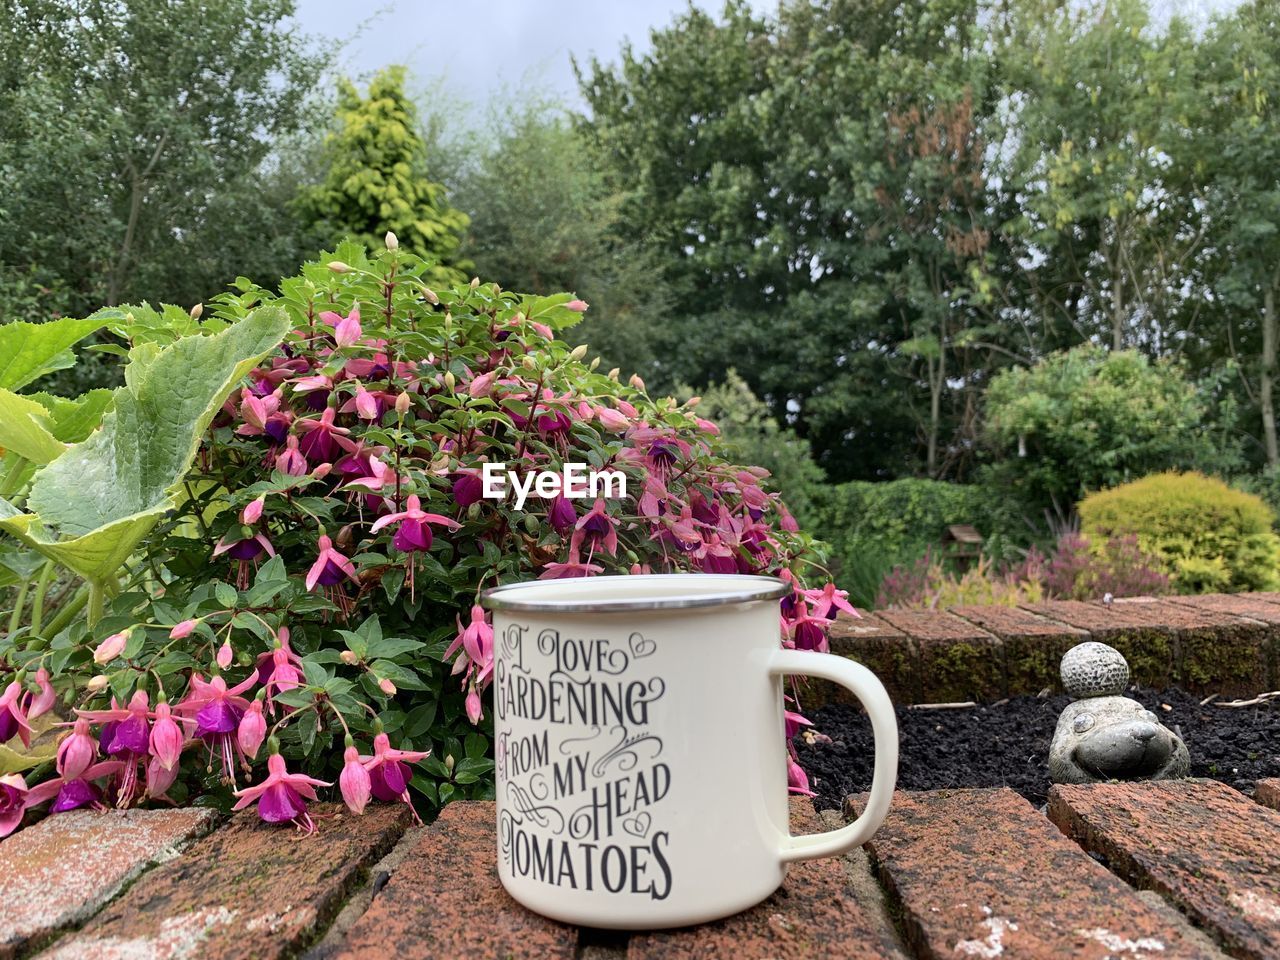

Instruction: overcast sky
[291,0,1244,109]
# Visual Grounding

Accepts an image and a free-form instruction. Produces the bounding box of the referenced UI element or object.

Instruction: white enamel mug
[480,574,899,929]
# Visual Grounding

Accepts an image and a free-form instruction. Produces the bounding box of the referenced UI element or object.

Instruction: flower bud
[94,630,130,664]
[395,391,411,416]
[608,368,620,381]
[340,744,372,814]
[216,639,233,670]
[469,277,479,290]
[569,344,588,361]
[378,677,397,696]
[629,373,646,391]
[465,688,483,725]
[384,230,398,251]
[589,357,600,371]
[189,302,203,320]
[328,261,352,274]
[686,395,701,408]
[521,355,537,371]
[240,495,265,525]
[169,618,199,640]
[238,701,267,759]
[566,299,589,313]
[340,649,358,665]
[87,674,110,693]
[444,370,456,392]
[422,287,439,305]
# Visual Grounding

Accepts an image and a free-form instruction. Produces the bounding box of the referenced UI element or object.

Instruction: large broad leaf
[28,390,115,443]
[0,317,105,391]
[0,308,288,583]
[0,390,67,464]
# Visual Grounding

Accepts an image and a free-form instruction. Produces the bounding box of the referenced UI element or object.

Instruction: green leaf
[0,308,289,584]
[0,317,105,391]
[0,390,67,463]
[29,390,115,442]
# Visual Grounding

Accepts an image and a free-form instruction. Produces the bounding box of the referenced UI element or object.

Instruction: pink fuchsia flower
[784,710,812,740]
[57,718,97,780]
[323,306,363,349]
[0,679,33,748]
[93,629,130,664]
[0,774,27,838]
[77,690,151,807]
[354,385,379,420]
[145,755,180,800]
[233,744,330,834]
[275,435,309,476]
[466,687,483,725]
[216,640,234,670]
[370,495,460,553]
[547,493,576,533]
[23,667,56,720]
[296,407,350,463]
[149,701,185,771]
[339,741,371,815]
[467,370,497,398]
[23,761,124,813]
[236,390,281,436]
[805,582,857,620]
[256,628,303,714]
[445,606,495,687]
[213,530,276,589]
[539,552,604,580]
[786,602,831,654]
[342,454,402,494]
[451,470,484,507]
[305,534,358,591]
[594,405,629,431]
[787,755,815,797]
[179,673,258,782]
[570,498,619,559]
[237,699,267,759]
[361,732,429,818]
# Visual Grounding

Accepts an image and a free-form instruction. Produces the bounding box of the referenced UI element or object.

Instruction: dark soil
[795,687,1280,810]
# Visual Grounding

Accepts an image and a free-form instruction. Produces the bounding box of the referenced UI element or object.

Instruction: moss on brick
[915,637,1004,703]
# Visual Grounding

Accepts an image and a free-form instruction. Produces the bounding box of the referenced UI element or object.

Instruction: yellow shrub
[1078,472,1280,593]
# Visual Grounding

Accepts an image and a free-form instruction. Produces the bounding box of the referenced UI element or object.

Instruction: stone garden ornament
[481,573,899,929]
[1050,641,1189,785]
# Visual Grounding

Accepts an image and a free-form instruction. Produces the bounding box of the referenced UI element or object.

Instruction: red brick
[1256,779,1280,812]
[849,787,1214,959]
[826,612,919,703]
[0,808,214,959]
[1167,595,1280,691]
[323,801,577,960]
[952,605,1087,694]
[875,610,1004,702]
[1023,599,1179,687]
[1116,599,1270,696]
[41,803,408,960]
[626,798,897,959]
[1049,780,1280,960]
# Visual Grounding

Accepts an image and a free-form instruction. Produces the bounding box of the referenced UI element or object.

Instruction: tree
[0,0,326,312]
[982,346,1241,514]
[995,0,1208,355]
[1190,2,1280,467]
[299,67,469,288]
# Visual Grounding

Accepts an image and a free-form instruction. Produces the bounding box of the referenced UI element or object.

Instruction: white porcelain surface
[485,574,899,929]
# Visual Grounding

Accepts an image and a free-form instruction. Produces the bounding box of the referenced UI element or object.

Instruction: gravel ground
[796,686,1280,809]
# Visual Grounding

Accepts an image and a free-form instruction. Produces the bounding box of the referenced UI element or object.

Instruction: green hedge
[810,479,1007,606]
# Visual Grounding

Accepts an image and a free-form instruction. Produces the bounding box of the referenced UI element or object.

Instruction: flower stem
[87,581,106,629]
[7,579,30,634]
[29,561,55,635]
[41,584,88,638]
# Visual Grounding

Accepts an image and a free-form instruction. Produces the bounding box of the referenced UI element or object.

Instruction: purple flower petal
[52,779,100,812]
[370,760,409,801]
[107,715,150,756]
[392,520,432,553]
[257,783,306,823]
[196,699,244,738]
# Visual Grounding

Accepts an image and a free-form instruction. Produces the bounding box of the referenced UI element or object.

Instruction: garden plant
[0,240,846,836]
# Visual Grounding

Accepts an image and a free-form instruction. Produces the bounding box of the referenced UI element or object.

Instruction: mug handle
[769,648,899,863]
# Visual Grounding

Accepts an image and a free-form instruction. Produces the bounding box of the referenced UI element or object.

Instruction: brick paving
[1050,780,1280,960]
[848,787,1214,959]
[2,780,1275,959]
[0,808,215,959]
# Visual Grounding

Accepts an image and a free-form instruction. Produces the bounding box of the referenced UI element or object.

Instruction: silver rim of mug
[479,573,789,613]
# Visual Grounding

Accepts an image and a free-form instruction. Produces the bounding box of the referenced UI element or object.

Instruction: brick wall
[820,593,1280,705]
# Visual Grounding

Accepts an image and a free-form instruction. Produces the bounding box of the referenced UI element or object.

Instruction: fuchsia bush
[0,240,846,835]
